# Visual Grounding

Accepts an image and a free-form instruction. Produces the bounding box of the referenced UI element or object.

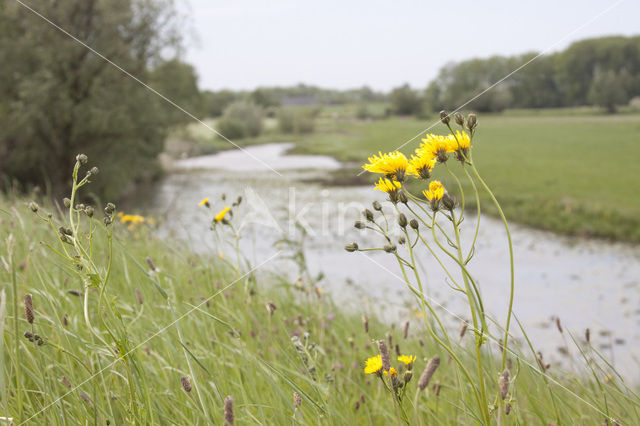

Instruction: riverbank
[166,108,640,243]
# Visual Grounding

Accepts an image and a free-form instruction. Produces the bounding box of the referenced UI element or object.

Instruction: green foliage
[201,89,240,117]
[390,84,422,116]
[588,69,627,113]
[216,101,264,139]
[150,59,202,125]
[0,0,183,201]
[277,107,317,134]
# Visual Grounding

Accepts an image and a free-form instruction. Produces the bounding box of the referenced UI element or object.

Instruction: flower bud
[466,114,477,131]
[409,219,419,230]
[345,242,359,252]
[90,167,99,176]
[398,236,406,245]
[354,220,365,229]
[442,194,455,210]
[383,244,396,253]
[439,110,450,125]
[398,213,407,228]
[63,198,71,208]
[76,154,88,164]
[454,112,464,126]
[363,209,374,222]
[372,201,382,211]
[104,202,116,214]
[85,206,94,217]
[404,370,413,384]
[397,189,408,204]
[28,201,39,212]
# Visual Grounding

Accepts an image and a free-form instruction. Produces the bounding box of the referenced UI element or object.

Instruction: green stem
[468,156,515,371]
[10,242,23,422]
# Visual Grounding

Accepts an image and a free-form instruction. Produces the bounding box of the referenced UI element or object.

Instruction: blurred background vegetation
[1,0,639,207]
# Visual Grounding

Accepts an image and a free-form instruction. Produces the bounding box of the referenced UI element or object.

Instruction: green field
[174,107,640,242]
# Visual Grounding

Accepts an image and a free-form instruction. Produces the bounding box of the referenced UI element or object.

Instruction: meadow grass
[1,170,639,425]
[178,107,640,242]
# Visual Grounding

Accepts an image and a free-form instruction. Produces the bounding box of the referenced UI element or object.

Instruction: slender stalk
[10,240,23,422]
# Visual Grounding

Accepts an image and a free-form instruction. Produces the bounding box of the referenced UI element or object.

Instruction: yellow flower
[198,197,210,207]
[364,355,383,374]
[423,180,445,202]
[363,151,408,181]
[214,206,231,222]
[449,130,470,151]
[383,367,398,378]
[120,214,145,225]
[407,154,436,179]
[418,134,454,163]
[374,177,401,193]
[398,355,416,366]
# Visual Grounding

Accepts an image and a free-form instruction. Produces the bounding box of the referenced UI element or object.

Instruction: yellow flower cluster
[364,354,416,374]
[117,212,155,231]
[362,131,471,206]
[214,206,231,223]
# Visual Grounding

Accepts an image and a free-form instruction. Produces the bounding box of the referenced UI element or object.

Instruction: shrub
[277,107,316,134]
[216,102,264,139]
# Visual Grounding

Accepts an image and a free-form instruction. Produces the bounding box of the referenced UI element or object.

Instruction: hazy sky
[179,0,639,92]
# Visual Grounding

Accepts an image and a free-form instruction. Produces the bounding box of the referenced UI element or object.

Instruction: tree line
[0,0,637,201]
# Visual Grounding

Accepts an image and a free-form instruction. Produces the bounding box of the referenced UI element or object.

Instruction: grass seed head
[499,370,510,399]
[224,396,234,425]
[418,355,440,390]
[293,392,302,408]
[377,340,391,372]
[181,376,192,392]
[24,294,34,324]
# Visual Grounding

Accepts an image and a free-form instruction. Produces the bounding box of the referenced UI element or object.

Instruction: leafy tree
[588,69,627,113]
[390,84,422,116]
[0,0,183,200]
[202,90,240,117]
[150,59,202,126]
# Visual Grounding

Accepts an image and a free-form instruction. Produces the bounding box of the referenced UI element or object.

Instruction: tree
[390,84,422,116]
[216,102,264,139]
[588,69,627,113]
[150,59,202,126]
[0,0,183,200]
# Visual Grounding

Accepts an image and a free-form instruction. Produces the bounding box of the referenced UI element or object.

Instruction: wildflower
[383,367,398,378]
[214,206,231,223]
[362,151,408,181]
[374,178,401,203]
[407,153,436,179]
[423,181,445,211]
[398,355,416,368]
[364,354,383,374]
[418,134,453,163]
[448,130,471,161]
[120,214,146,230]
[198,197,210,207]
